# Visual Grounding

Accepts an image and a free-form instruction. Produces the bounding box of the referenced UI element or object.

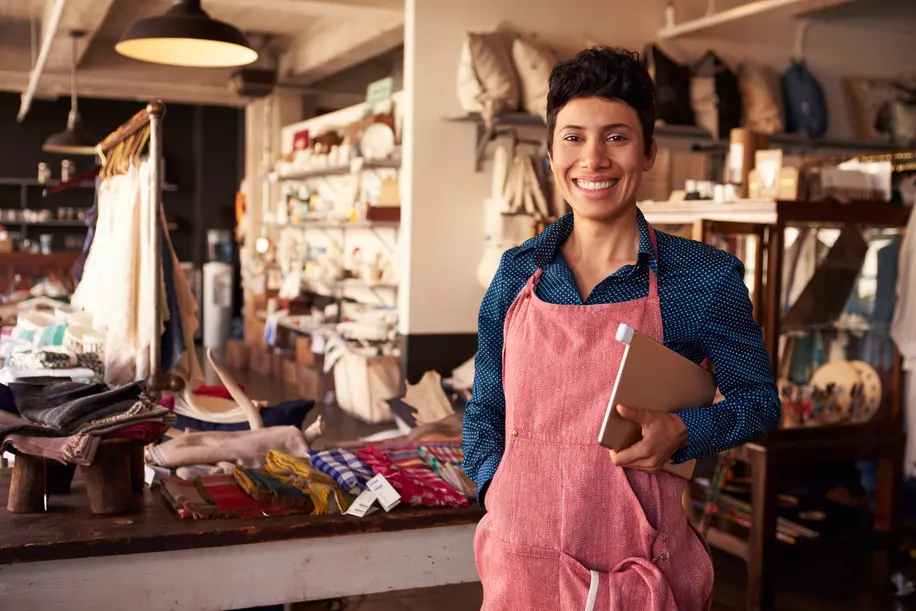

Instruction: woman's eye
[563,134,582,142]
[608,134,627,143]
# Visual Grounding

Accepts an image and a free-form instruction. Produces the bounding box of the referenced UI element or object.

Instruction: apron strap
[527,267,544,291]
[646,224,659,300]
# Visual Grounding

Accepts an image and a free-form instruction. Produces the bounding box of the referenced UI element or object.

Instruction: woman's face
[549,96,657,222]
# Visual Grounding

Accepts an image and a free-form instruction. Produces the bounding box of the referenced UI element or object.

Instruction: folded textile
[356,447,468,508]
[103,422,169,444]
[147,426,310,469]
[8,378,146,432]
[160,475,295,520]
[175,462,236,480]
[265,450,351,514]
[234,467,315,512]
[1,432,100,466]
[419,447,476,498]
[166,399,314,433]
[73,400,173,436]
[308,448,373,496]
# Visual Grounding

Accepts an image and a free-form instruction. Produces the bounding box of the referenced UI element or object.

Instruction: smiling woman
[462,46,780,611]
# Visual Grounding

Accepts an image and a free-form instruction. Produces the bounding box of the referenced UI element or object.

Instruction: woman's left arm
[671,255,781,463]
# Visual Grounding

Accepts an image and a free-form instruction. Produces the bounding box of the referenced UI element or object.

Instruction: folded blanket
[308,448,373,496]
[356,447,468,508]
[147,426,310,469]
[265,450,351,514]
[234,467,315,512]
[9,379,146,433]
[160,475,295,520]
[1,433,100,466]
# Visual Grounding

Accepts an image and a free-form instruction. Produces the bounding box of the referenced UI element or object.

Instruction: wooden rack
[96,101,166,384]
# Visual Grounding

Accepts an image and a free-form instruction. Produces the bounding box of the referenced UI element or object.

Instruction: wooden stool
[80,442,132,515]
[7,454,46,513]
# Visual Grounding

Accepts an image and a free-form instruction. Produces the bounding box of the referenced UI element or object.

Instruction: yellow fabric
[265,451,351,514]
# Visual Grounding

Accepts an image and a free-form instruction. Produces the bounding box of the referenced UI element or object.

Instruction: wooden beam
[43,0,119,72]
[208,0,402,18]
[280,14,403,84]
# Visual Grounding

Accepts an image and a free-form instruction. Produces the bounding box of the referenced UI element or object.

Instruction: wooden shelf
[0,177,178,191]
[277,159,401,182]
[640,198,911,227]
[448,111,916,172]
[271,219,400,230]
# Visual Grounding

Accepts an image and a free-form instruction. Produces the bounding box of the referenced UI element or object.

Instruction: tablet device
[598,323,718,479]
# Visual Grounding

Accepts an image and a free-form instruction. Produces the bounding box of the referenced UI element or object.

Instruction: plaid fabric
[356,447,468,508]
[419,444,463,466]
[308,448,372,495]
[420,446,477,498]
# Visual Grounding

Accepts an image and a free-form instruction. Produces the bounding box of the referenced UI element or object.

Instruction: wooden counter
[0,470,483,610]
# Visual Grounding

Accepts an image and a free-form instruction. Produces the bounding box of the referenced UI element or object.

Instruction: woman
[462,46,780,610]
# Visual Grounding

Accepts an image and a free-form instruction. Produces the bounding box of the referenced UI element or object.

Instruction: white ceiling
[0,0,404,109]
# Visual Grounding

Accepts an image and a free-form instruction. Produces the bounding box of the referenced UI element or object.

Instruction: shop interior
[0,0,915,609]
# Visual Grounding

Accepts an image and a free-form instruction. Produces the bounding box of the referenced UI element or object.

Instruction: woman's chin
[568,197,632,222]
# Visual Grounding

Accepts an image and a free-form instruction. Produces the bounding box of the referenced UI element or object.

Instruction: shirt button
[510,431,518,437]
[659,552,669,562]
[660,533,668,542]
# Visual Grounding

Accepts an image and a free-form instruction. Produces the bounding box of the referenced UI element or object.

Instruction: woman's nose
[579,139,611,171]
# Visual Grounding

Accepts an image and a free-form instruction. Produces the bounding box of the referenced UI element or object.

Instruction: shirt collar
[532,208,656,269]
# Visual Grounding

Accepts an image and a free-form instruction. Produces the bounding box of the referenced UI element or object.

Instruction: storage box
[226,339,250,371]
[282,359,299,386]
[250,348,273,376]
[297,364,324,400]
[332,350,400,423]
[295,337,315,366]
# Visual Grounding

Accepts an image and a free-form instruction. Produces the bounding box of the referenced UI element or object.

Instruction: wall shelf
[447,111,916,172]
[0,177,178,191]
[276,159,401,182]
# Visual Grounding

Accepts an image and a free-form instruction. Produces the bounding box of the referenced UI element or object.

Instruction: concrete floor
[215,358,915,611]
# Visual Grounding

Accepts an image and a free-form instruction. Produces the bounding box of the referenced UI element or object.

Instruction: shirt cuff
[476,454,502,510]
[671,407,716,463]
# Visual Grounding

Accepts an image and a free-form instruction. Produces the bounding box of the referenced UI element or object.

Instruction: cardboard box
[272,349,295,379]
[250,348,273,376]
[297,364,324,400]
[226,339,250,371]
[282,359,299,386]
[295,337,315,366]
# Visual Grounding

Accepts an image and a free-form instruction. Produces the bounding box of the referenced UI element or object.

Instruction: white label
[144,465,158,488]
[345,489,379,517]
[366,474,401,511]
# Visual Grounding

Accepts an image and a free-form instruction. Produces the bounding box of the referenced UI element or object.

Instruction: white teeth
[575,179,618,191]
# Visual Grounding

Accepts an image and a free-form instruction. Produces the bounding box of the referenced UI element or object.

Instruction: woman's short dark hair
[546,46,656,157]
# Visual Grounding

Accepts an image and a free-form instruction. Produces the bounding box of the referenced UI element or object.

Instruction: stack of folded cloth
[160,474,297,520]
[0,378,174,466]
[356,447,469,508]
[262,450,351,515]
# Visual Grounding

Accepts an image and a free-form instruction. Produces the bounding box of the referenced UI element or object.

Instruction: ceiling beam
[206,0,402,19]
[280,14,403,85]
[0,70,243,107]
[44,0,119,72]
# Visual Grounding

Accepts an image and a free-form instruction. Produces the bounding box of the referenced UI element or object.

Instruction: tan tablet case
[598,323,718,479]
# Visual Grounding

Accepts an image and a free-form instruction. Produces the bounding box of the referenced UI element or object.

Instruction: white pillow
[511,36,558,121]
[456,31,520,124]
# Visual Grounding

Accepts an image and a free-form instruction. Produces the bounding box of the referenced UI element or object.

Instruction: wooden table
[0,471,483,610]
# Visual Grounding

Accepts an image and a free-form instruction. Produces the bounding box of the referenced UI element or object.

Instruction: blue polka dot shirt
[462,209,781,509]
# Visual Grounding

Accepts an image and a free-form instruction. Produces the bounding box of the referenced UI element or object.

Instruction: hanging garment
[892,207,916,478]
[475,226,713,610]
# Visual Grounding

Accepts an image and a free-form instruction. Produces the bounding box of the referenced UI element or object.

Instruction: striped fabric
[308,448,372,495]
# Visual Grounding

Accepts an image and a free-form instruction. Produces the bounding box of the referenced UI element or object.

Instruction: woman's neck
[563,207,640,268]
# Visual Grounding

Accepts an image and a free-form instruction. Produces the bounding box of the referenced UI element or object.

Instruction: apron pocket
[479,536,560,610]
[560,552,678,611]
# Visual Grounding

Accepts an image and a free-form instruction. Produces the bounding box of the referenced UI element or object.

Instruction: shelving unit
[447,111,915,172]
[275,158,401,182]
[664,198,910,611]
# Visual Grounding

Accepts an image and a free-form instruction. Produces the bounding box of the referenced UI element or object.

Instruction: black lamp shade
[115,0,258,68]
[42,112,97,155]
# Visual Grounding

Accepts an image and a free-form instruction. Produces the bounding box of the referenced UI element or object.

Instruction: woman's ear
[643,138,659,172]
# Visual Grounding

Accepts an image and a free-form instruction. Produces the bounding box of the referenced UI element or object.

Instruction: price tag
[345,489,379,517]
[366,474,401,511]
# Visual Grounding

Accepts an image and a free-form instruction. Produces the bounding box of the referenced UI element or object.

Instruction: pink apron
[474,226,714,610]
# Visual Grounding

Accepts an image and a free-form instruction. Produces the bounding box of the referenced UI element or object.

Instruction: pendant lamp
[43,31,97,156]
[115,0,258,68]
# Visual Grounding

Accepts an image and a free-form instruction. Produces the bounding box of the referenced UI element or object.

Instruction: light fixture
[115,0,258,68]
[43,31,97,156]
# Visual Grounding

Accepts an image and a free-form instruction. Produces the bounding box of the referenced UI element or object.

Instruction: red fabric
[356,447,468,508]
[102,422,169,443]
[475,225,714,610]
